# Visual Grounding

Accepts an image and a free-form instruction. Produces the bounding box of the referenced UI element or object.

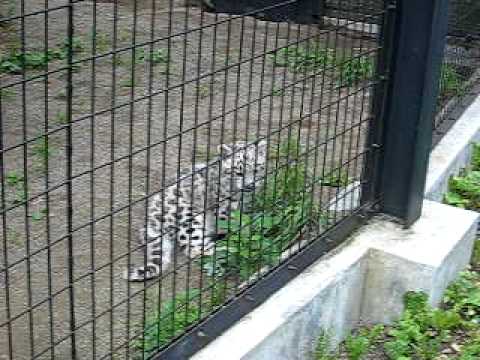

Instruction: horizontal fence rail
[0,1,389,359]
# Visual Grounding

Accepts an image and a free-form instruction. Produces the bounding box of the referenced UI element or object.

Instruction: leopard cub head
[219,140,267,192]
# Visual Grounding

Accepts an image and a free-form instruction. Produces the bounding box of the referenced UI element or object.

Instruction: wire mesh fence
[434,2,480,142]
[0,1,388,358]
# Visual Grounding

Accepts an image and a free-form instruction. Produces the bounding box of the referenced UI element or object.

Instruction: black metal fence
[0,0,448,359]
[434,1,480,142]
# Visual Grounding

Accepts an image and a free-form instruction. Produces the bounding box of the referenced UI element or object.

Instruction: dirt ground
[0,1,377,359]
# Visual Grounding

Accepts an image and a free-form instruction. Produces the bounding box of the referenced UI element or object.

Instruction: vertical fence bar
[372,0,450,225]
[66,0,77,358]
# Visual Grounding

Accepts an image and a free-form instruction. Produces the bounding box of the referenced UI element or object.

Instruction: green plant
[338,55,374,87]
[6,171,23,187]
[344,325,384,360]
[133,286,226,358]
[313,332,336,360]
[439,64,464,101]
[135,48,168,65]
[31,208,47,221]
[384,292,463,360]
[62,36,85,54]
[53,112,68,125]
[459,334,480,360]
[31,136,54,162]
[444,271,480,322]
[5,171,26,204]
[0,35,84,74]
[198,84,210,98]
[271,44,333,72]
[0,88,15,99]
[271,87,285,97]
[93,32,111,53]
[444,171,480,211]
[471,143,480,171]
[132,291,202,358]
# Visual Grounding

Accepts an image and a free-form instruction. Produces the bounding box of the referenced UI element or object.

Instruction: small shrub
[444,171,480,211]
[443,271,480,322]
[344,325,384,360]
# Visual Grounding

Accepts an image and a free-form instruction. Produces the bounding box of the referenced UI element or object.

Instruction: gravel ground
[0,1,377,358]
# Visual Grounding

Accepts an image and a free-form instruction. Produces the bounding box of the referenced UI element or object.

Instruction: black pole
[372,0,449,226]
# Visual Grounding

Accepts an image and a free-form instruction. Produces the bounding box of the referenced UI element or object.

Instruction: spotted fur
[124,141,267,281]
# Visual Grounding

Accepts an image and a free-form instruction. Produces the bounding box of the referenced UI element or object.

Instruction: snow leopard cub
[124,140,267,281]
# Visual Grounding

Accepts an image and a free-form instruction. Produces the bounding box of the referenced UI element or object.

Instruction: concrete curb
[426,95,480,202]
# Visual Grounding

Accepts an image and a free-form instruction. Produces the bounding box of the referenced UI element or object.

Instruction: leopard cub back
[124,140,267,281]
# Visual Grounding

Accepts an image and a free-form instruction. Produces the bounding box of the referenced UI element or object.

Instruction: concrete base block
[192,201,478,360]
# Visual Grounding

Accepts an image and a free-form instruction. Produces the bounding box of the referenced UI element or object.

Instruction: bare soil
[0,1,376,359]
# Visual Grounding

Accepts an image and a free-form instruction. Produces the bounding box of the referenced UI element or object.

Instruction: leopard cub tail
[123,229,174,282]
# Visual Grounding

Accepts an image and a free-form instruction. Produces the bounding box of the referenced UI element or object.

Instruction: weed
[271,87,285,97]
[384,292,463,359]
[444,170,480,211]
[5,171,26,205]
[338,55,374,87]
[53,112,68,125]
[459,334,480,360]
[6,171,23,187]
[63,37,85,53]
[471,143,480,170]
[0,36,84,74]
[198,84,210,98]
[271,44,332,72]
[133,286,226,358]
[313,332,336,360]
[443,271,480,322]
[31,208,47,221]
[0,88,15,99]
[344,325,384,360]
[135,48,168,65]
[93,32,111,53]
[31,136,54,162]
[439,63,465,101]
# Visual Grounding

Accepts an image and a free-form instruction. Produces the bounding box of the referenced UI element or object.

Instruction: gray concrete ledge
[193,201,478,360]
[426,94,480,202]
